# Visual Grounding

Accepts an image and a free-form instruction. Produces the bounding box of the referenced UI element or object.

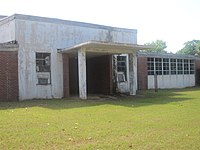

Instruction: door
[116,55,129,93]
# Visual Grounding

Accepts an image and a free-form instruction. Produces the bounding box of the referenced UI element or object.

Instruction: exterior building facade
[0,14,199,101]
[137,52,200,90]
[0,14,145,101]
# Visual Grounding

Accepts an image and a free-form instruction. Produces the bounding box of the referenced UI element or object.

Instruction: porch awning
[58,41,152,54]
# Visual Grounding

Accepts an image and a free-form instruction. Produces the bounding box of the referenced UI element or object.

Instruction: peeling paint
[1,15,137,100]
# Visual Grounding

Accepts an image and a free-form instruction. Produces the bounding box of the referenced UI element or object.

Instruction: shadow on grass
[0,87,199,110]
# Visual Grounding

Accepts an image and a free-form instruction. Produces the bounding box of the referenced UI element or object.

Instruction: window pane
[36,53,51,72]
[155,58,162,75]
[36,52,51,85]
[38,78,48,85]
[170,59,176,75]
[163,58,169,75]
[190,59,195,74]
[184,59,189,74]
[117,56,127,80]
[147,57,154,75]
[177,59,183,74]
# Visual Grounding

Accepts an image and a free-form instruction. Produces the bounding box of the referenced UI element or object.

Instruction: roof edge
[0,15,7,19]
[137,51,200,60]
[0,13,137,33]
[58,41,150,53]
[0,40,19,49]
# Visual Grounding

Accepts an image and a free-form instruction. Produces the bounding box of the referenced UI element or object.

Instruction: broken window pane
[36,52,51,85]
[117,56,127,80]
[36,53,51,72]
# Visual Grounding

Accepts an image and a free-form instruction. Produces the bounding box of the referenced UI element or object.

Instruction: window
[170,59,176,75]
[36,53,51,72]
[36,53,51,85]
[155,58,162,75]
[147,57,194,76]
[38,78,48,85]
[117,72,126,82]
[184,59,189,74]
[147,57,154,75]
[177,59,183,74]
[117,56,127,80]
[163,58,169,75]
[190,60,195,74]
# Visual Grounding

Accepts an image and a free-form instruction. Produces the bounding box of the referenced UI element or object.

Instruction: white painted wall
[14,16,136,100]
[148,75,195,89]
[0,19,15,43]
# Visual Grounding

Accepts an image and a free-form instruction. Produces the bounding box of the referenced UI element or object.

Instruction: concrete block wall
[0,51,18,101]
[0,19,15,43]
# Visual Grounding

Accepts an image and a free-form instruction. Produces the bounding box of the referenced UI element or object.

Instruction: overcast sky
[0,0,200,53]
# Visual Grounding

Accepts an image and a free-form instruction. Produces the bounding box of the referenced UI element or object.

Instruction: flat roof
[0,14,137,33]
[137,51,200,60]
[58,41,151,54]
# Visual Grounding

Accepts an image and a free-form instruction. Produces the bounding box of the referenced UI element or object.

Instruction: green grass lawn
[0,87,200,149]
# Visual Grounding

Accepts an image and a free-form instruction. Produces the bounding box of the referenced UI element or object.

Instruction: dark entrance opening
[64,53,113,97]
[87,54,113,95]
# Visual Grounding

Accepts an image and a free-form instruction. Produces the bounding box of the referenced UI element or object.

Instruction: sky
[0,0,200,53]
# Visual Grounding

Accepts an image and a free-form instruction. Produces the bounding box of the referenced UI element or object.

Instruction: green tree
[177,40,200,56]
[144,40,167,53]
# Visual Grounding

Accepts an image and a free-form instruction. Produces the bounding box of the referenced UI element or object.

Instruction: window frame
[117,56,127,81]
[163,58,169,75]
[36,52,51,85]
[189,59,195,74]
[147,57,155,75]
[170,58,177,75]
[184,59,189,74]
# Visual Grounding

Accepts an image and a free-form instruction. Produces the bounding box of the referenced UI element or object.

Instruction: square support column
[78,49,87,99]
[129,53,137,95]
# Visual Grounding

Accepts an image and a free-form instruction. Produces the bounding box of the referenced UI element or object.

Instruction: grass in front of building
[0,87,200,149]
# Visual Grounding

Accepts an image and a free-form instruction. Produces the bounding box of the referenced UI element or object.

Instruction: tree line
[144,39,200,56]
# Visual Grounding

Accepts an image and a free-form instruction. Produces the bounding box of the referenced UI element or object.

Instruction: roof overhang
[0,41,19,51]
[58,41,152,54]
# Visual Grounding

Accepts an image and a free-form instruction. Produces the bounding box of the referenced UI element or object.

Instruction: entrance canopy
[58,41,151,99]
[58,41,151,54]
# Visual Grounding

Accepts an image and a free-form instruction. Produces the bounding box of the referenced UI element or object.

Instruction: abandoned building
[0,14,200,101]
[137,52,200,90]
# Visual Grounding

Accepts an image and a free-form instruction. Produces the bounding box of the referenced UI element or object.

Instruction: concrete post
[78,49,87,99]
[129,53,137,95]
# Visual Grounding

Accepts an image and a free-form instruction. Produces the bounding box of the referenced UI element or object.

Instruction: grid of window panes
[190,60,195,74]
[117,56,127,80]
[155,58,162,75]
[147,57,154,75]
[184,59,189,74]
[170,59,176,75]
[163,58,169,75]
[147,57,195,75]
[177,59,183,74]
